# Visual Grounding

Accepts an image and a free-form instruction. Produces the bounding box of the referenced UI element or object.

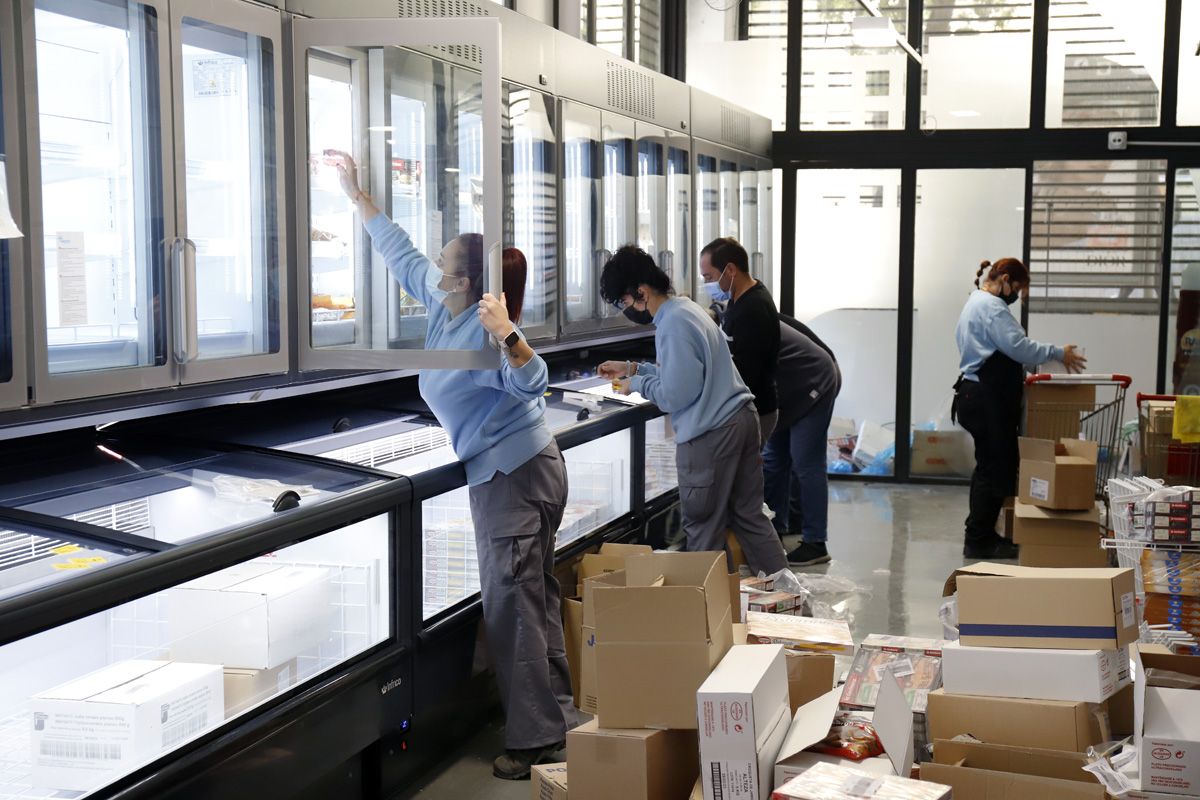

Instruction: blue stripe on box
[959,623,1117,639]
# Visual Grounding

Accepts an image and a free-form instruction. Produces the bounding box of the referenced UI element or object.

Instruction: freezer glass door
[172,0,286,381]
[0,517,149,602]
[758,168,776,295]
[666,136,692,298]
[504,85,557,340]
[696,151,720,273]
[636,124,667,285]
[600,113,636,329]
[740,164,761,280]
[561,101,604,334]
[720,158,741,240]
[296,18,503,371]
[30,0,173,399]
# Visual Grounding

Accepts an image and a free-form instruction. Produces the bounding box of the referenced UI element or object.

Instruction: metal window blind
[748,0,788,40]
[1170,169,1200,307]
[921,0,1033,38]
[633,0,661,71]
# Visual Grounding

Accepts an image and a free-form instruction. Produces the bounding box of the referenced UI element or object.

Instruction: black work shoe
[787,541,831,566]
[492,741,565,780]
[963,536,1019,560]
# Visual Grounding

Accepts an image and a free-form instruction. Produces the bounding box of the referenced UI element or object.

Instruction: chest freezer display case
[0,443,403,800]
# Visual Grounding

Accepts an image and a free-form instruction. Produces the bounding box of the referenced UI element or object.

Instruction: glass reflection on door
[179,16,279,361]
[740,165,761,280]
[561,102,602,329]
[696,153,720,255]
[720,159,740,240]
[636,132,666,279]
[602,115,635,326]
[505,87,556,337]
[35,0,166,375]
[667,142,691,296]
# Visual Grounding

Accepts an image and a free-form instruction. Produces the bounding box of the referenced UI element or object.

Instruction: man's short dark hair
[599,245,673,305]
[701,237,750,273]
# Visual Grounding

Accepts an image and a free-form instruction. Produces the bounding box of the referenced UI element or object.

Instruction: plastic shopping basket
[1137,394,1200,485]
[1024,373,1131,495]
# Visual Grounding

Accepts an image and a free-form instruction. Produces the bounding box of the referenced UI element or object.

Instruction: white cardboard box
[942,640,1130,703]
[1134,646,1200,796]
[31,660,223,792]
[697,644,791,800]
[169,563,331,669]
[773,688,898,788]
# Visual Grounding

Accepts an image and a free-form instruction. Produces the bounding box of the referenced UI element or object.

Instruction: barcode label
[710,763,724,800]
[39,740,122,761]
[163,712,208,749]
[1030,477,1050,501]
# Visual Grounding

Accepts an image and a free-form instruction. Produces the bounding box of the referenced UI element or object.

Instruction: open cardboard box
[1133,645,1200,796]
[593,551,733,729]
[945,562,1138,650]
[577,569,627,715]
[921,739,1107,799]
[1017,437,1098,511]
[926,689,1109,752]
[576,542,652,594]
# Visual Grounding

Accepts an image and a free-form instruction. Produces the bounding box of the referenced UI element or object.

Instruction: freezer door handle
[172,237,198,364]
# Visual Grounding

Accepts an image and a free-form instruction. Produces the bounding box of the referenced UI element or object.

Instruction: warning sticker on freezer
[1121,592,1136,628]
[1029,477,1050,501]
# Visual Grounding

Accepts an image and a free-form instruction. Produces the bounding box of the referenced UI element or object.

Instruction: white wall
[1030,313,1159,406]
[922,35,1032,130]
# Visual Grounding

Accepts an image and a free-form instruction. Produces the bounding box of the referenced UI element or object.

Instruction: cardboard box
[730,570,742,624]
[947,562,1139,650]
[1014,500,1107,567]
[910,430,973,477]
[926,689,1107,752]
[921,739,1107,799]
[169,563,332,669]
[745,612,854,655]
[532,762,568,800]
[223,659,298,715]
[786,652,835,713]
[941,641,1129,703]
[1017,437,1098,511]
[772,762,950,800]
[697,645,791,800]
[566,719,698,800]
[1134,646,1200,795]
[997,497,1016,540]
[1025,382,1097,441]
[747,591,804,616]
[577,542,652,592]
[592,551,734,729]
[774,688,900,787]
[563,596,584,709]
[579,569,627,715]
[31,660,223,792]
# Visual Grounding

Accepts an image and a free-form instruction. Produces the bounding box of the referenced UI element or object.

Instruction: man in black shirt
[700,237,781,446]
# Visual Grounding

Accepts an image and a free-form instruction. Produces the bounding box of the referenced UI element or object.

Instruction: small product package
[745,612,854,655]
[770,762,951,800]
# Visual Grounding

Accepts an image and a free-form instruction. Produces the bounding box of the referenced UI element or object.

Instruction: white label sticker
[841,776,882,797]
[872,657,915,681]
[1030,477,1050,501]
[1121,592,1136,628]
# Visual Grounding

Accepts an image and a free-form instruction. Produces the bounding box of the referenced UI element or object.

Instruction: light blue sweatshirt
[630,296,754,444]
[366,215,552,486]
[956,289,1064,381]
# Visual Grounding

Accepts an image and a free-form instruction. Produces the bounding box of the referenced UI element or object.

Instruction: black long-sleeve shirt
[776,313,841,428]
[721,281,781,416]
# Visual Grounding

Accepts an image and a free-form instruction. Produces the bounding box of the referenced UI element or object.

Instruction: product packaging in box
[31,660,223,792]
[1133,645,1200,796]
[839,634,944,714]
[168,562,332,669]
[946,562,1138,650]
[1144,592,1200,639]
[531,762,568,800]
[1142,550,1200,596]
[747,591,804,616]
[1147,492,1200,544]
[941,640,1129,703]
[1017,437,1099,510]
[1013,500,1108,568]
[697,645,791,800]
[223,659,298,716]
[926,689,1108,752]
[745,612,854,655]
[771,762,950,800]
[592,551,733,729]
[921,739,1108,799]
[566,719,698,800]
[786,651,836,713]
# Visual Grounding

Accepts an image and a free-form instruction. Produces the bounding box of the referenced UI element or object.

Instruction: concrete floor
[395,481,970,799]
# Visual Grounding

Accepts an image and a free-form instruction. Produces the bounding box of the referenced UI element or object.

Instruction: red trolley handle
[1137,393,1181,409]
[1025,373,1133,388]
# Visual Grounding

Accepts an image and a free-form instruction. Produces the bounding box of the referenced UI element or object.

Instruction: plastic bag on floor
[762,569,868,623]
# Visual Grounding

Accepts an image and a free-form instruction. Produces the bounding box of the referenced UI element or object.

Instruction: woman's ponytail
[974,260,991,288]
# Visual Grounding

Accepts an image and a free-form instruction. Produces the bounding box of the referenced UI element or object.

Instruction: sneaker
[786,541,831,566]
[962,536,1019,560]
[492,741,565,781]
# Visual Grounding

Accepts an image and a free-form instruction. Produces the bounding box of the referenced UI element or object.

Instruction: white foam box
[697,644,791,800]
[941,640,1130,703]
[223,659,298,716]
[168,562,332,669]
[31,660,222,792]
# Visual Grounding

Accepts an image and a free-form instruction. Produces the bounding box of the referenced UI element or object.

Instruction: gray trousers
[676,403,789,575]
[469,443,579,750]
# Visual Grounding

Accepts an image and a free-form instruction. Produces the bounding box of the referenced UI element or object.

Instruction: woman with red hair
[953,258,1086,559]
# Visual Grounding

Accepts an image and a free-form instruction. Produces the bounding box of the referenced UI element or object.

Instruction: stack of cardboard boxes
[1014,436,1106,567]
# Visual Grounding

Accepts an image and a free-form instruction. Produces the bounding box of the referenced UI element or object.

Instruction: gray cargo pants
[469,443,579,750]
[676,402,789,575]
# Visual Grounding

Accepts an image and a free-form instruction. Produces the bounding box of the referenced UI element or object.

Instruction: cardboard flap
[932,740,1094,782]
[876,672,912,777]
[625,551,726,588]
[1061,439,1100,462]
[599,543,653,557]
[776,688,841,764]
[1019,437,1058,462]
[593,586,710,642]
[582,569,627,628]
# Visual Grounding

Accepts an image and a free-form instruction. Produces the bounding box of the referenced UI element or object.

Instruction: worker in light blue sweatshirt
[596,245,787,575]
[953,257,1087,561]
[330,151,576,781]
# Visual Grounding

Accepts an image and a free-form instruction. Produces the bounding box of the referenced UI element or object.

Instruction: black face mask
[623,306,654,326]
[1001,291,1020,306]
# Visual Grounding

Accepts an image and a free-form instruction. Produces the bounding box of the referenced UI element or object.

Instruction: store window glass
[1029,159,1167,402]
[795,169,901,476]
[1046,0,1164,128]
[35,0,166,375]
[912,169,1025,478]
[1168,168,1200,394]
[686,0,787,130]
[920,0,1033,130]
[800,0,908,131]
[1179,2,1200,126]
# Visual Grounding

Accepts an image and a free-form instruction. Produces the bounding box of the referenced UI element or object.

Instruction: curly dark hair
[599,245,673,306]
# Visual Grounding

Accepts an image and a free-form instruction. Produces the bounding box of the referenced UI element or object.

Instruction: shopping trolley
[1137,394,1200,486]
[1024,373,1131,495]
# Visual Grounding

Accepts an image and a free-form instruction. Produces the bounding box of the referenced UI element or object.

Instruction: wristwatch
[502,328,521,350]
